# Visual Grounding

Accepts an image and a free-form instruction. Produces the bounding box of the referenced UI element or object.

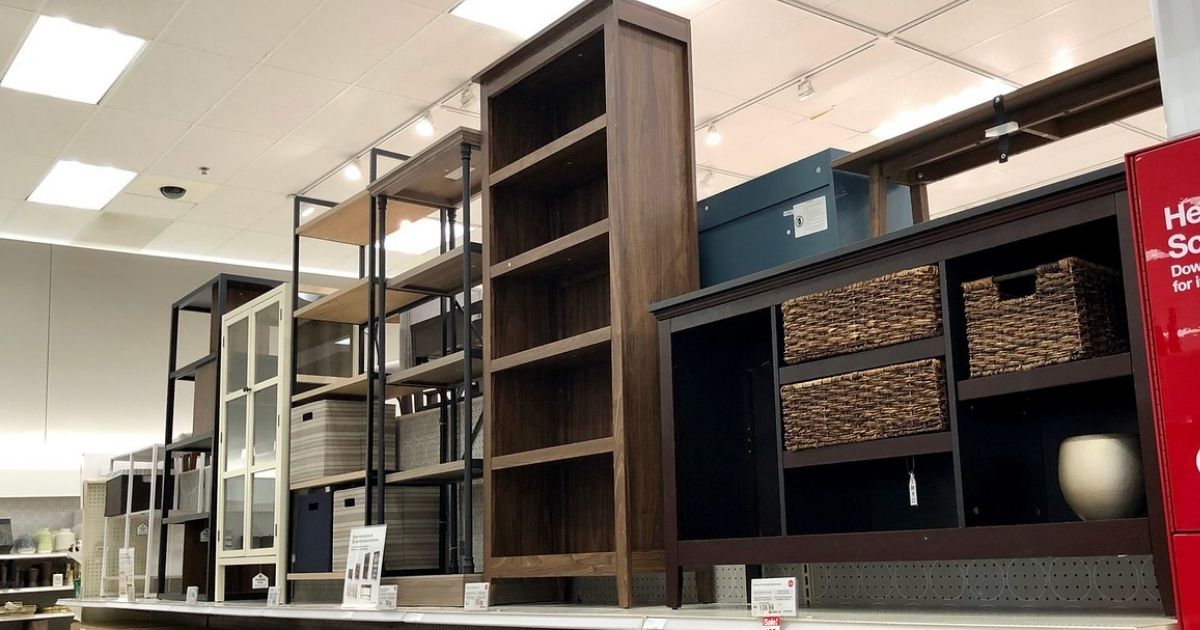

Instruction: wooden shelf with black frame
[157,274,280,602]
[651,165,1175,615]
[476,0,698,608]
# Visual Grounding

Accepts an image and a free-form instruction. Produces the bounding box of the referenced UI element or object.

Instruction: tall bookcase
[476,0,697,607]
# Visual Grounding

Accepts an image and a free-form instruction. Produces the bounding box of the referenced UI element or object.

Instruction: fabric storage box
[781,358,948,451]
[174,465,211,515]
[331,485,439,573]
[781,265,942,364]
[290,400,398,487]
[398,396,484,469]
[291,490,333,573]
[963,257,1128,377]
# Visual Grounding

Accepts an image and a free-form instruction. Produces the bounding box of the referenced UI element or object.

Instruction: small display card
[342,524,387,608]
[52,574,63,588]
[378,585,398,610]
[749,577,798,617]
[186,586,199,603]
[266,586,280,606]
[252,573,270,590]
[117,547,136,602]
[784,196,829,239]
[464,581,490,611]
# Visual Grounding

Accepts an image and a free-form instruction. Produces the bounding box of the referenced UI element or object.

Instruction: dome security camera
[160,185,187,200]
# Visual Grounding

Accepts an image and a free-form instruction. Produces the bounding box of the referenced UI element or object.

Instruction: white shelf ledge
[0,586,73,595]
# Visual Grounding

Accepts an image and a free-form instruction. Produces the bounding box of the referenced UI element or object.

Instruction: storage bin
[781,265,942,364]
[291,491,333,573]
[781,358,948,451]
[331,485,439,573]
[290,400,398,487]
[175,465,211,515]
[963,257,1128,377]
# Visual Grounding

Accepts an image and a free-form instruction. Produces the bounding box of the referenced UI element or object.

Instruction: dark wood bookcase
[476,0,698,607]
[651,166,1174,614]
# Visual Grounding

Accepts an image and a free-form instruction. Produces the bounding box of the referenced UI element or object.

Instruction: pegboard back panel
[81,480,108,598]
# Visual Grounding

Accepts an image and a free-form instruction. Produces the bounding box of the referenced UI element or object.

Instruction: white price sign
[464,581,490,611]
[378,585,398,610]
[749,577,798,617]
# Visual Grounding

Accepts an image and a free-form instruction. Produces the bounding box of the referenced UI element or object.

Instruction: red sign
[761,615,782,630]
[1126,134,1200,627]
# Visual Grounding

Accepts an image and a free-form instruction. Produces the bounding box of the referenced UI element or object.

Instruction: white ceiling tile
[899,0,1068,55]
[104,42,253,121]
[817,59,1000,135]
[0,89,92,158]
[698,16,872,100]
[210,228,290,263]
[951,0,1149,78]
[706,118,860,175]
[697,168,752,199]
[288,86,426,152]
[246,205,295,236]
[927,163,1028,217]
[150,125,274,184]
[691,86,742,123]
[0,0,39,11]
[62,108,189,171]
[0,202,99,241]
[695,103,805,164]
[1003,18,1153,86]
[39,0,183,38]
[141,220,238,256]
[361,15,520,102]
[816,0,956,32]
[400,0,458,9]
[0,6,33,64]
[203,66,345,139]
[275,236,358,269]
[690,0,809,72]
[72,211,171,250]
[179,185,283,230]
[101,192,193,220]
[0,150,51,200]
[265,0,439,83]
[124,173,218,204]
[229,141,346,195]
[0,197,17,224]
[759,40,933,118]
[643,0,725,18]
[1123,107,1168,139]
[159,0,320,62]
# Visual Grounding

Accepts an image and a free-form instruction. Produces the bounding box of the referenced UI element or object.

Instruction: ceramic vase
[1058,433,1146,521]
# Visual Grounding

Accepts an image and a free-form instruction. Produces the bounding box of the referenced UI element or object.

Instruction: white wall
[0,238,345,496]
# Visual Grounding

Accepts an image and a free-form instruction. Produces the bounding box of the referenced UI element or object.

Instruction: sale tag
[378,585,398,610]
[252,573,270,589]
[643,618,667,630]
[909,472,919,507]
[762,615,783,629]
[464,581,490,610]
[749,577,798,617]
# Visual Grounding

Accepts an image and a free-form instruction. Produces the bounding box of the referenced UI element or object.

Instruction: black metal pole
[157,304,179,597]
[377,195,388,524]
[459,142,476,573]
[365,195,377,525]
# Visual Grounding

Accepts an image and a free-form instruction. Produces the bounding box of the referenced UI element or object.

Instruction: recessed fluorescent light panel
[451,0,584,37]
[28,160,137,210]
[1,16,144,104]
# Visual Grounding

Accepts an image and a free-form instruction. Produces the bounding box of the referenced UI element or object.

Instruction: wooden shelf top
[492,219,610,280]
[386,350,482,393]
[384,459,482,485]
[387,242,482,295]
[369,128,483,208]
[486,550,662,578]
[284,572,342,581]
[290,373,408,405]
[779,336,945,386]
[782,432,953,469]
[289,470,366,492]
[0,612,75,624]
[294,277,418,325]
[171,352,216,381]
[956,353,1132,401]
[166,431,213,453]
[296,189,435,247]
[162,511,210,525]
[490,115,606,189]
[490,326,612,373]
[492,437,614,471]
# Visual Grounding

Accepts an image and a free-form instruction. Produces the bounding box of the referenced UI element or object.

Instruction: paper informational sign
[749,577,798,617]
[52,574,63,588]
[186,586,199,603]
[342,524,387,608]
[378,585,398,610]
[784,196,829,239]
[266,586,280,606]
[252,573,270,589]
[463,581,490,610]
[117,547,136,602]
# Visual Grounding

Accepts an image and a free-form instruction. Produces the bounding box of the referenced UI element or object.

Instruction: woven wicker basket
[781,358,948,451]
[963,257,1128,377]
[781,265,942,365]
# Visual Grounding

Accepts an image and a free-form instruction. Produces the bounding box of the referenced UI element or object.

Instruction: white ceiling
[0,0,1169,276]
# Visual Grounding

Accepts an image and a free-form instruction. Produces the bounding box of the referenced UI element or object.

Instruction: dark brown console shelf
[651,165,1172,613]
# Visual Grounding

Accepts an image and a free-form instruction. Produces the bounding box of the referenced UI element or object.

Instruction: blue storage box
[698,149,914,287]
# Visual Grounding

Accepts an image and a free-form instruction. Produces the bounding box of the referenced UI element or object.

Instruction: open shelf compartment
[491,452,614,558]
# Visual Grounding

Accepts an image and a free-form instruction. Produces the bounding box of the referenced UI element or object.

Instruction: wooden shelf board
[490,326,612,373]
[289,470,366,492]
[0,612,75,624]
[285,572,342,581]
[0,586,73,595]
[490,115,607,189]
[0,553,73,561]
[492,437,614,471]
[387,243,482,295]
[385,459,482,485]
[779,336,945,385]
[294,278,418,325]
[486,550,662,578]
[386,350,482,392]
[491,219,610,280]
[162,511,210,525]
[166,431,213,453]
[170,352,217,381]
[296,374,344,386]
[956,353,1132,401]
[782,432,953,469]
[296,189,432,247]
[290,373,407,405]
[369,128,483,208]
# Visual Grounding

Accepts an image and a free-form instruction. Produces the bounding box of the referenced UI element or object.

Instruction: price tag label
[464,581,490,611]
[52,574,63,588]
[762,615,783,630]
[266,586,280,606]
[643,618,667,630]
[186,586,199,603]
[909,472,919,507]
[749,577,798,617]
[252,573,270,590]
[378,585,398,610]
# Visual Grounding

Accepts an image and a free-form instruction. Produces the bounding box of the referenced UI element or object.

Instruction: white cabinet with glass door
[214,284,290,602]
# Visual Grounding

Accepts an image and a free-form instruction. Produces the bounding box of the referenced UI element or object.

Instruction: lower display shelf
[0,612,74,625]
[0,585,73,595]
[487,550,664,578]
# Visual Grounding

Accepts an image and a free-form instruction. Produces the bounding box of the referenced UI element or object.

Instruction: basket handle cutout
[307,502,320,511]
[344,498,355,508]
[302,412,314,422]
[993,269,1037,301]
